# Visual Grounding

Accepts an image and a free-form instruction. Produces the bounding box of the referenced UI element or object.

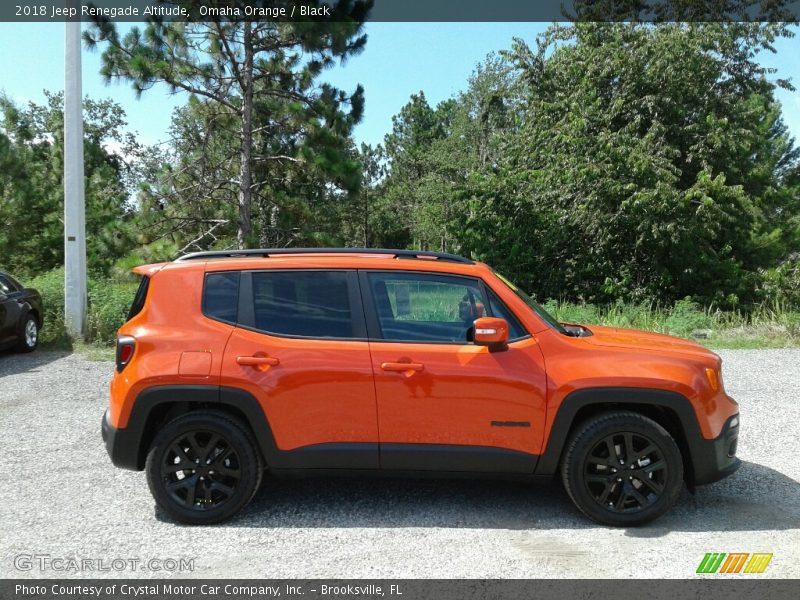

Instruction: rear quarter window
[127,276,150,321]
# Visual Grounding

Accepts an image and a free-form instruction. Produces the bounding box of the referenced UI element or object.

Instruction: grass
[72,340,117,361]
[542,298,800,349]
[386,281,472,321]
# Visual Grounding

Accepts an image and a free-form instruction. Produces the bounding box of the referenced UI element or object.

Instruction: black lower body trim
[380,443,538,473]
[273,443,379,469]
[102,409,141,470]
[240,441,537,473]
[690,414,741,485]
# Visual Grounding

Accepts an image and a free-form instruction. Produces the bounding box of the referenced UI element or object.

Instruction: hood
[579,324,718,360]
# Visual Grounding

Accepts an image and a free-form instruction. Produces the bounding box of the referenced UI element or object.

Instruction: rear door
[361,270,547,473]
[221,269,379,469]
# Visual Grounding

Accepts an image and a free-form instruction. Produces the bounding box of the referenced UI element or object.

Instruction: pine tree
[84,1,371,248]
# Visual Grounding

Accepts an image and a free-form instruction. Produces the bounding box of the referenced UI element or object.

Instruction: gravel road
[1,349,798,579]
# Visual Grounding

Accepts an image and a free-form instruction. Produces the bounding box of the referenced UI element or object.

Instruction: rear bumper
[101,409,141,471]
[690,412,740,486]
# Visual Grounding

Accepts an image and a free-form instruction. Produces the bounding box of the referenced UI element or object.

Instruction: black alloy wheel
[583,431,667,512]
[146,412,262,525]
[561,411,684,526]
[161,430,242,511]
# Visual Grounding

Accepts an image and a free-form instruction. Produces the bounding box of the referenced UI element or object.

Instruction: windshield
[492,271,567,334]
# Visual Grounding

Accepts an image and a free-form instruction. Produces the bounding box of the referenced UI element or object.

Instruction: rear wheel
[561,411,683,527]
[146,412,263,525]
[14,314,38,353]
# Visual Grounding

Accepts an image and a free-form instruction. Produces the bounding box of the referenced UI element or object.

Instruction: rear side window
[203,272,240,324]
[251,271,354,338]
[127,276,150,321]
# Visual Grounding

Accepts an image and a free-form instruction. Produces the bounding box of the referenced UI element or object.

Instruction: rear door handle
[237,355,280,367]
[381,362,424,372]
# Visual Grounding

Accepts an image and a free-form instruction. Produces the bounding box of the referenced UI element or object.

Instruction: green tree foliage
[379,57,527,252]
[319,142,413,248]
[381,92,464,251]
[381,23,799,306]
[131,87,365,254]
[0,92,135,277]
[84,1,372,248]
[130,100,240,256]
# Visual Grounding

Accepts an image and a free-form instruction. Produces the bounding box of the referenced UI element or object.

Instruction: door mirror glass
[473,317,509,349]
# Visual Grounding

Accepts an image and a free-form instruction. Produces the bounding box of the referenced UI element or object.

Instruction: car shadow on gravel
[624,460,800,537]
[200,459,799,534]
[0,349,70,377]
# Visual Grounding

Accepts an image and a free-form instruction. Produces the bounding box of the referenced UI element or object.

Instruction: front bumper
[101,409,142,471]
[690,413,740,486]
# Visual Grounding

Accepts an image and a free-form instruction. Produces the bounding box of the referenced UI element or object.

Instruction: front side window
[485,287,528,341]
[367,272,487,343]
[251,271,355,338]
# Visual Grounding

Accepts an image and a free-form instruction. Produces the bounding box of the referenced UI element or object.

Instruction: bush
[664,298,712,336]
[27,268,71,348]
[26,268,138,347]
[760,260,800,309]
[86,281,139,345]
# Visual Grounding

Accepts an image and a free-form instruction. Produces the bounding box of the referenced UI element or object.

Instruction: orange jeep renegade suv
[102,248,740,526]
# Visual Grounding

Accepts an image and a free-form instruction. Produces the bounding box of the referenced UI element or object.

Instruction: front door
[361,271,547,473]
[0,275,21,346]
[223,269,379,469]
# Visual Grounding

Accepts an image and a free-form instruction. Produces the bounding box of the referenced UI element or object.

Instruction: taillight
[116,336,136,372]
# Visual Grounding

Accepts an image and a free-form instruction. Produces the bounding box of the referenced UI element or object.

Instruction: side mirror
[473,316,509,350]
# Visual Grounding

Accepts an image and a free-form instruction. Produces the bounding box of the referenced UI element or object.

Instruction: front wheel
[561,411,684,527]
[146,411,263,525]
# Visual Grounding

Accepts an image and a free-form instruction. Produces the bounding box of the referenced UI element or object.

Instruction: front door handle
[381,362,424,372]
[237,355,280,367]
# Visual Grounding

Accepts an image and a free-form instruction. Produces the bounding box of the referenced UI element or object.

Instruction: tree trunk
[237,22,254,249]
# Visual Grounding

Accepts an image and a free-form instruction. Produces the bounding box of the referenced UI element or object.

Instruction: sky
[0,22,798,148]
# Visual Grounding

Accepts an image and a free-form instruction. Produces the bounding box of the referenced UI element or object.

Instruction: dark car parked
[0,272,42,353]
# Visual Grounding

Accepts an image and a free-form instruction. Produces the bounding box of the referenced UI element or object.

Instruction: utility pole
[64,10,87,337]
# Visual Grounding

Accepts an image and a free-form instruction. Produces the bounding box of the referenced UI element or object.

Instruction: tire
[14,313,38,353]
[146,411,263,525]
[560,411,684,527]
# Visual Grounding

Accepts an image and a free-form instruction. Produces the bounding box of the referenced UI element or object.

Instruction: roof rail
[174,248,474,265]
